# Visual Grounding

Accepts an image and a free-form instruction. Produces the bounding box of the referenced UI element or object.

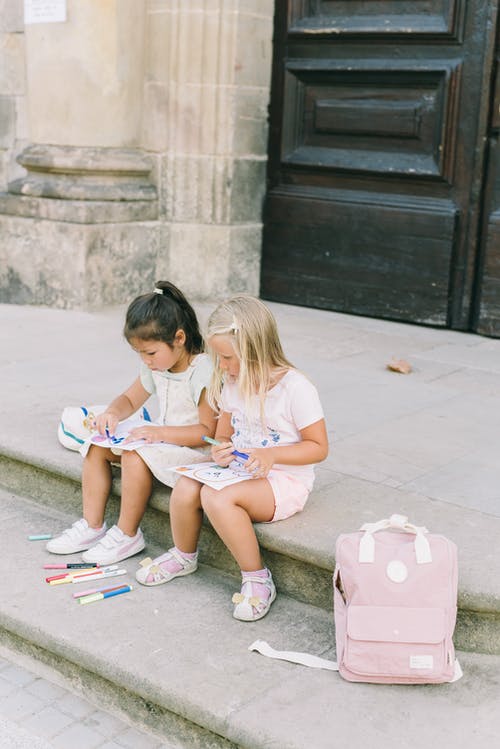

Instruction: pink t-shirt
[220,368,324,488]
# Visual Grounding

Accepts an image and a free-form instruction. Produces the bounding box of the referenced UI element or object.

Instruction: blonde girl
[136,295,328,621]
[47,281,216,565]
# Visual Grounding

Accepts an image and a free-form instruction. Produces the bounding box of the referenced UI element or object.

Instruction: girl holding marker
[47,282,216,565]
[136,295,328,622]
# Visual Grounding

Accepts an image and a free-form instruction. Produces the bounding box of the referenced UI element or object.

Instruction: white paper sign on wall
[24,0,67,25]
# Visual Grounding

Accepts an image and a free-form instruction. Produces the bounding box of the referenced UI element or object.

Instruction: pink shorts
[267,469,312,522]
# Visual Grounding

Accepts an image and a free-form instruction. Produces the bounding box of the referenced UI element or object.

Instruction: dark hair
[124,281,203,354]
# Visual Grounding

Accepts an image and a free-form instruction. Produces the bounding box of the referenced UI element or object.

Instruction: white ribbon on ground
[248,640,338,671]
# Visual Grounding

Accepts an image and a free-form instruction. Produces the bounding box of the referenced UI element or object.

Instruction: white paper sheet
[89,414,166,452]
[172,461,252,490]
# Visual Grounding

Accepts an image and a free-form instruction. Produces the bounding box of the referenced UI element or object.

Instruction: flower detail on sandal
[232,570,276,621]
[135,547,198,586]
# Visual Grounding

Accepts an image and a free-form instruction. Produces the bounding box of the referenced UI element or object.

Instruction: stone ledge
[0,193,159,223]
[9,144,158,202]
[1,443,500,654]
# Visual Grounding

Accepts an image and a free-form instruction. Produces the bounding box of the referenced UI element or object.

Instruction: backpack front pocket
[343,605,448,680]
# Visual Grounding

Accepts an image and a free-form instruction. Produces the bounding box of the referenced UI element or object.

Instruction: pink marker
[69,565,118,580]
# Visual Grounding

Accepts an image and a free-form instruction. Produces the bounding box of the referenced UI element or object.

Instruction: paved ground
[0,647,170,748]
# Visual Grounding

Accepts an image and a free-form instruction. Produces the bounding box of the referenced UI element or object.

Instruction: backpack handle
[358,514,432,564]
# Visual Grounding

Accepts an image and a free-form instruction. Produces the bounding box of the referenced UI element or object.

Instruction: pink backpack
[333,514,461,683]
[250,514,462,684]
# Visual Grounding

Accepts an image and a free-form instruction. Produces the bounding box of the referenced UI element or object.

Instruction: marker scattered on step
[73,583,130,599]
[43,563,99,570]
[78,585,133,605]
[47,566,124,585]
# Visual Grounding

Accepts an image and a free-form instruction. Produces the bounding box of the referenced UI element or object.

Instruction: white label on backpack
[410,655,433,669]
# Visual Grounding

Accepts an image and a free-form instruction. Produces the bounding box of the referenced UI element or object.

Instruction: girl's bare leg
[82,445,117,528]
[117,450,153,537]
[200,480,275,571]
[170,476,203,552]
[135,476,203,586]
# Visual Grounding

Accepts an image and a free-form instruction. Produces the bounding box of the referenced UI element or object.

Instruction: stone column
[142,0,274,300]
[0,0,160,308]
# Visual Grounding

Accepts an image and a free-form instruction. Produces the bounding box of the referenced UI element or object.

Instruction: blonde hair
[206,295,294,416]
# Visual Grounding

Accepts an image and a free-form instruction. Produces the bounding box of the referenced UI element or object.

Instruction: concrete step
[1,439,500,656]
[1,487,499,749]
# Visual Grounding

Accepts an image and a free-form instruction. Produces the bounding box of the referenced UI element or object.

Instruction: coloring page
[89,414,166,452]
[173,461,252,490]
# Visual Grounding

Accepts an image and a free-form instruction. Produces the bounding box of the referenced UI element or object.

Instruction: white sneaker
[82,525,145,565]
[46,518,107,555]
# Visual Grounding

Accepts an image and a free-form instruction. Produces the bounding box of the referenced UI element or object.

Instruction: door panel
[281,62,461,179]
[289,1,464,38]
[261,0,497,329]
[265,191,456,322]
[475,28,500,336]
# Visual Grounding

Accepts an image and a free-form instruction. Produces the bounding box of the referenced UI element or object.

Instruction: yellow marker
[49,576,73,586]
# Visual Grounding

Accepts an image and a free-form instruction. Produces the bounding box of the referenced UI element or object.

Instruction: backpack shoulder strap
[248,640,338,671]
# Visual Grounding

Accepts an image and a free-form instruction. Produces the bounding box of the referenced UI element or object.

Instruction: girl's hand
[211,441,235,467]
[95,411,120,436]
[124,425,163,444]
[244,447,275,479]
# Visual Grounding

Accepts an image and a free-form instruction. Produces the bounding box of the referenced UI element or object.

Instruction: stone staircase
[1,302,500,747]
[1,441,500,748]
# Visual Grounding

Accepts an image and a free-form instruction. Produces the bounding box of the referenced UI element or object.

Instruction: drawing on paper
[172,462,251,490]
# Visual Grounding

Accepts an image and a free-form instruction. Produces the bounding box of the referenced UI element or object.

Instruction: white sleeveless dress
[125,354,210,487]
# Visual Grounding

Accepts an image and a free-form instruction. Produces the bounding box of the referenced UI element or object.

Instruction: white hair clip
[230,318,239,333]
[154,287,163,295]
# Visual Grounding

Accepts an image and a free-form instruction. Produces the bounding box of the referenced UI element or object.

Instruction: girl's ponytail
[124,281,203,354]
[154,281,203,352]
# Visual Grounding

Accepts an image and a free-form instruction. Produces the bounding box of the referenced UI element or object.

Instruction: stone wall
[0,0,27,191]
[0,0,274,308]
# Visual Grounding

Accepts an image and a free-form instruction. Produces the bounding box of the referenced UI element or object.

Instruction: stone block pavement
[0,648,170,749]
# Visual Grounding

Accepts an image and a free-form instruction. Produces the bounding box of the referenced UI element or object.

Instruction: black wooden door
[261,1,498,331]
[474,23,500,336]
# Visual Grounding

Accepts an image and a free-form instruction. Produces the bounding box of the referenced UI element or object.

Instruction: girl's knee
[121,450,143,467]
[200,486,227,515]
[86,444,113,465]
[171,477,202,508]
[121,450,151,474]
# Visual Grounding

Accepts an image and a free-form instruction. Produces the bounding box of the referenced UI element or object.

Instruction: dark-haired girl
[47,282,216,565]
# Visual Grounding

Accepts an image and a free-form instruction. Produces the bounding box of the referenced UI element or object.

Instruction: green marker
[202,435,249,461]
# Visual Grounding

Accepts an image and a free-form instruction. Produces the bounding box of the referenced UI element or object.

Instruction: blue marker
[202,435,249,462]
[105,426,124,445]
[79,585,132,605]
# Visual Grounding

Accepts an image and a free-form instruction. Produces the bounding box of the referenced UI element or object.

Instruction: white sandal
[135,547,198,586]
[232,572,276,621]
